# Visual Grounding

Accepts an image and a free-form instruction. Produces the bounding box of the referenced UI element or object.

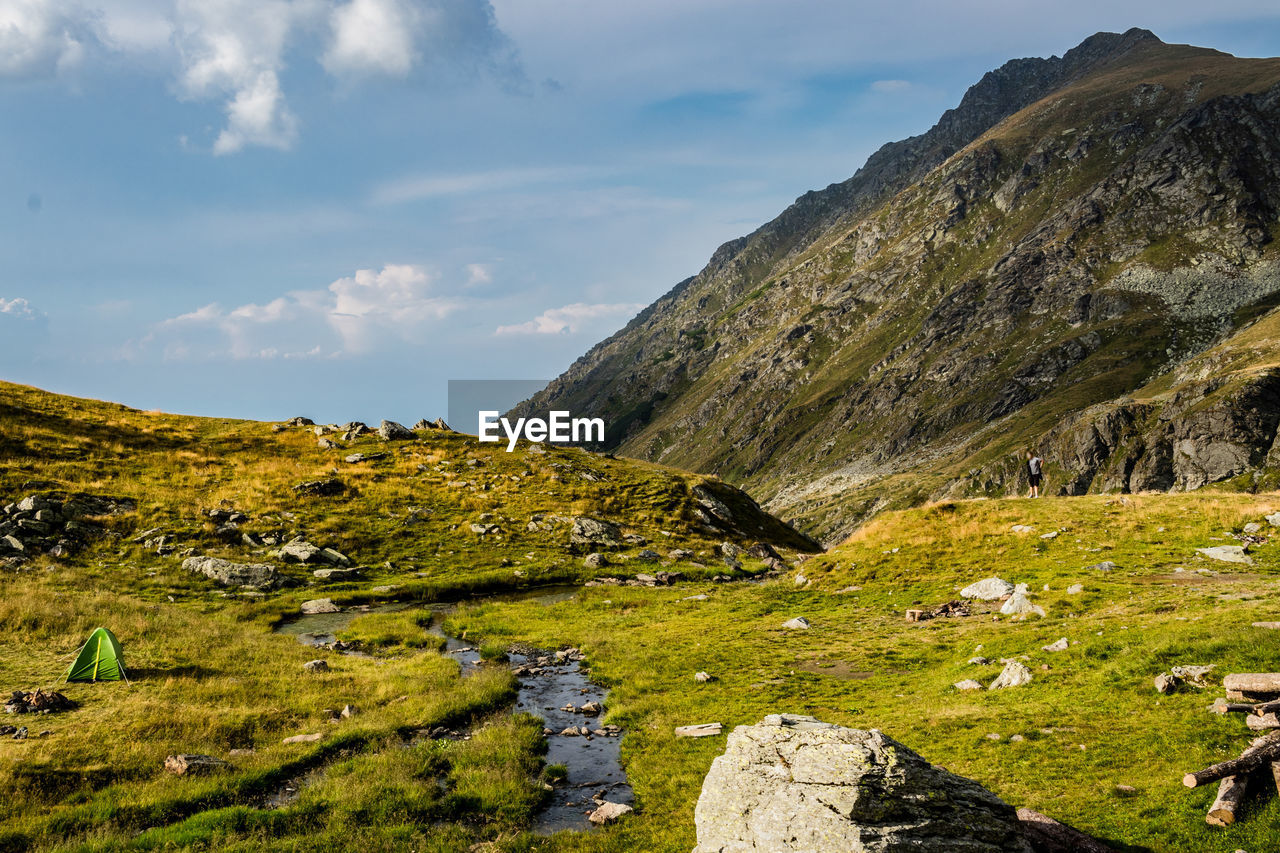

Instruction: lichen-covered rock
[182,556,284,590]
[569,517,624,552]
[692,714,1032,852]
[378,420,415,441]
[960,577,1014,600]
[989,661,1033,689]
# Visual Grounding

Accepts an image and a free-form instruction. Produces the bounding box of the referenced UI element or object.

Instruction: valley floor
[3,382,1280,851]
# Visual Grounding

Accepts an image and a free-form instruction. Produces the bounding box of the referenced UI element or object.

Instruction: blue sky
[2,0,1279,425]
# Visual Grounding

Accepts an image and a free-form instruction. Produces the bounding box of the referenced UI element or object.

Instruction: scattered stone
[676,723,723,738]
[1000,589,1045,618]
[692,714,1032,853]
[340,704,358,718]
[282,733,323,744]
[1067,583,1085,594]
[1040,531,1059,540]
[1253,621,1280,629]
[302,660,330,673]
[583,552,608,569]
[1009,734,1025,743]
[377,420,415,441]
[635,549,661,562]
[292,478,346,497]
[1171,664,1214,686]
[163,754,228,776]
[954,680,984,691]
[588,801,633,825]
[985,733,1002,741]
[313,567,360,581]
[959,577,1014,600]
[182,556,284,590]
[1197,545,1252,565]
[1154,673,1182,694]
[300,599,340,615]
[1267,512,1280,527]
[1086,560,1117,572]
[694,671,716,683]
[317,438,335,449]
[781,617,810,630]
[1115,784,1137,795]
[4,689,75,715]
[286,416,315,427]
[682,594,709,601]
[795,573,808,586]
[344,452,388,463]
[1243,522,1262,535]
[989,661,1033,690]
[1011,524,1034,533]
[968,656,991,666]
[1042,637,1069,653]
[569,517,624,552]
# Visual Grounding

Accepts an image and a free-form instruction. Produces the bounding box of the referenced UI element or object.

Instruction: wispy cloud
[495,301,643,336]
[0,297,39,317]
[370,166,603,204]
[870,79,912,93]
[152,263,461,359]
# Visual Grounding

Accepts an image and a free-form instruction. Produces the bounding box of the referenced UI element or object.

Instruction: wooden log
[1247,713,1280,731]
[1226,689,1280,702]
[1212,701,1255,715]
[1252,699,1280,716]
[1272,761,1280,797]
[1224,673,1280,694]
[1206,774,1248,826]
[1016,807,1116,853]
[1184,733,1280,788]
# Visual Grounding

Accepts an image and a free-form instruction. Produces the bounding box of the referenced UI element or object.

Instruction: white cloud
[153,263,460,359]
[323,0,416,77]
[173,0,305,154]
[495,301,643,336]
[0,0,92,79]
[464,262,492,286]
[0,0,519,152]
[0,296,38,316]
[371,166,599,204]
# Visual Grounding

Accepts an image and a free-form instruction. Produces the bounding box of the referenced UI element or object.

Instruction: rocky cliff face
[517,31,1280,543]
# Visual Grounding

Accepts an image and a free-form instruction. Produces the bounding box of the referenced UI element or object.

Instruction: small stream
[275,587,633,833]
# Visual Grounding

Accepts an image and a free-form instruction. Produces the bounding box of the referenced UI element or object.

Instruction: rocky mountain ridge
[517,30,1280,543]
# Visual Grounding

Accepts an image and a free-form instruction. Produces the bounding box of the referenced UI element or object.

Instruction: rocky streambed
[276,587,633,832]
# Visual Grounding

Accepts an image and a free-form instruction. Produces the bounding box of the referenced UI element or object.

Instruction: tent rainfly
[65,627,129,683]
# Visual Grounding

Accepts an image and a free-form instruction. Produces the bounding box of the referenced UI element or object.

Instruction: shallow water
[276,586,632,833]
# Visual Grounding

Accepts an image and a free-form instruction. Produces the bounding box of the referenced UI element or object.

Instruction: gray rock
[282,732,323,743]
[635,549,661,562]
[989,661,1033,689]
[1000,592,1045,618]
[1154,672,1182,694]
[1042,637,1069,652]
[695,671,716,683]
[302,660,329,673]
[1197,545,1252,565]
[954,679,984,690]
[960,577,1014,600]
[313,567,360,581]
[584,552,608,569]
[1067,583,1085,594]
[968,656,991,665]
[293,478,345,497]
[1086,560,1118,572]
[569,517,624,552]
[692,714,1032,853]
[1268,512,1280,527]
[781,617,810,630]
[589,801,633,825]
[163,754,228,776]
[300,599,340,615]
[280,539,322,563]
[182,556,283,590]
[318,438,336,449]
[1243,522,1262,535]
[378,420,415,441]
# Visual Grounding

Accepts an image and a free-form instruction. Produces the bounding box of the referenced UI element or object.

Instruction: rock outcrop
[692,714,1032,852]
[182,556,286,590]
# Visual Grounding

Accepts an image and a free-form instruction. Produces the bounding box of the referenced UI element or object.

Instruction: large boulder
[692,714,1032,853]
[182,556,284,590]
[569,517,624,552]
[378,420,415,441]
[960,577,1014,600]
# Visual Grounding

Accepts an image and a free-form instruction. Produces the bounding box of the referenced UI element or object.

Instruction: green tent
[65,627,129,683]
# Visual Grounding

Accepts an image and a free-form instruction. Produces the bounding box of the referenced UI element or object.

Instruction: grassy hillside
[0,380,810,852]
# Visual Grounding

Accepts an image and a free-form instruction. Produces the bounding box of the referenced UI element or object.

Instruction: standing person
[1026,451,1043,498]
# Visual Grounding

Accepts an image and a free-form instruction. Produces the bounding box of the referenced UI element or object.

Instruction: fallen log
[1206,774,1248,826]
[1273,761,1280,797]
[1212,701,1255,715]
[1016,807,1116,853]
[1223,674,1280,694]
[1246,713,1280,731]
[1252,699,1280,716]
[1184,733,1280,788]
[1226,689,1280,702]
